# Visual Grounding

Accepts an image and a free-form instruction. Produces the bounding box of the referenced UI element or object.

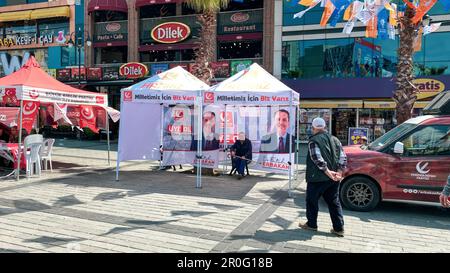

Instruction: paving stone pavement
[0,140,449,253]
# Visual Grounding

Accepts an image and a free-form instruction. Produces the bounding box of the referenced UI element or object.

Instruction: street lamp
[67,28,92,88]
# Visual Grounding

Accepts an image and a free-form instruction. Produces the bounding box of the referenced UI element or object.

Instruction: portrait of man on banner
[190,110,220,151]
[260,109,295,154]
[162,105,193,151]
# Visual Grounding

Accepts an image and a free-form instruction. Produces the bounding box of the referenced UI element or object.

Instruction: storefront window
[218,40,262,60]
[94,46,127,64]
[359,109,397,142]
[94,11,127,22]
[298,108,331,142]
[332,109,357,145]
[140,4,176,19]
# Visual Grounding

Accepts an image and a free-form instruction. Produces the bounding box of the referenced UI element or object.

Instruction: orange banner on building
[320,0,336,26]
[414,26,424,52]
[412,0,438,24]
[366,17,378,38]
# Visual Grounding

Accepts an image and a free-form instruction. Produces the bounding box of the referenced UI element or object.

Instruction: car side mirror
[393,142,404,154]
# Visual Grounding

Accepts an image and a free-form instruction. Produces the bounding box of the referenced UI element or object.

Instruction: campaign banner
[20,86,107,106]
[80,105,99,133]
[203,90,294,106]
[21,101,39,133]
[0,107,19,127]
[0,87,18,105]
[161,105,220,168]
[348,127,369,145]
[122,89,198,104]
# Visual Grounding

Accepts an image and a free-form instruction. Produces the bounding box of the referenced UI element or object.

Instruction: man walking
[299,117,347,237]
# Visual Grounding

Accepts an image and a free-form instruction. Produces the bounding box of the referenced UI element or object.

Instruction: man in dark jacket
[230,132,252,180]
[299,117,347,237]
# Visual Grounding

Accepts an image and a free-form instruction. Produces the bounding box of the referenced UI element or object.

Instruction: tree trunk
[192,10,216,85]
[393,6,417,124]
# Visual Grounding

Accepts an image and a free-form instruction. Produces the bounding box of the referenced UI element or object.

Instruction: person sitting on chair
[230,132,252,180]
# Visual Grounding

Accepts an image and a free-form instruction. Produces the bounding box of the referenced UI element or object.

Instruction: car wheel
[340,176,380,212]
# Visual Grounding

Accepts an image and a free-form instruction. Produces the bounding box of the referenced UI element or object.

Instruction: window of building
[221,0,263,11]
[181,3,200,15]
[218,40,262,60]
[94,11,127,22]
[140,49,194,63]
[94,46,127,64]
[37,19,69,37]
[3,21,36,39]
[140,4,176,19]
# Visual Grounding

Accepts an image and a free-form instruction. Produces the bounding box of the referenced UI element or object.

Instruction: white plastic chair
[40,138,55,171]
[24,134,43,178]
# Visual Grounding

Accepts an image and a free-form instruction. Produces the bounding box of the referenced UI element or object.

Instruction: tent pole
[16,100,24,181]
[115,95,124,182]
[160,103,164,170]
[223,104,227,175]
[295,104,300,180]
[288,97,293,197]
[196,92,203,188]
[106,108,110,166]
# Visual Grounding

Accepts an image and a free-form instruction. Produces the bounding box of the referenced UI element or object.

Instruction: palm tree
[393,5,417,124]
[186,0,231,85]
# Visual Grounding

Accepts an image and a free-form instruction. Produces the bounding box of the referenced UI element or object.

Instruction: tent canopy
[122,66,209,104]
[0,56,107,106]
[209,63,300,105]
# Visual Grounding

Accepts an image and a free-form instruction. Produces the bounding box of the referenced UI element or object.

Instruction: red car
[341,92,450,211]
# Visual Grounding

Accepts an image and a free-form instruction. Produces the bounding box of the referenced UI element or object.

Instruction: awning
[88,0,128,13]
[363,101,396,109]
[364,100,430,109]
[0,10,31,22]
[30,6,70,20]
[136,0,183,7]
[300,100,363,109]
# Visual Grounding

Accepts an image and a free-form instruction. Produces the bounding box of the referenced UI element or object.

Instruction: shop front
[284,75,450,162]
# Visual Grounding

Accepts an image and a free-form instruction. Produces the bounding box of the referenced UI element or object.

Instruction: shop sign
[0,34,55,48]
[56,68,71,81]
[106,23,121,32]
[86,67,102,81]
[218,9,263,34]
[119,62,149,79]
[102,66,120,80]
[0,49,48,76]
[230,60,252,76]
[151,22,191,44]
[211,61,230,78]
[413,78,445,99]
[348,127,369,145]
[151,63,168,76]
[70,67,86,81]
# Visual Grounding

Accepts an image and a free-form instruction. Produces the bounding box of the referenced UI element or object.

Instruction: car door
[387,124,450,203]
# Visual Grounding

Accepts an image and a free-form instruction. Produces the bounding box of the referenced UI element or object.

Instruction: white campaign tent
[115,66,209,187]
[207,63,300,195]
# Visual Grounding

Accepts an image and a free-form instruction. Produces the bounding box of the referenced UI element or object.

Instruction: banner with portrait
[161,104,221,168]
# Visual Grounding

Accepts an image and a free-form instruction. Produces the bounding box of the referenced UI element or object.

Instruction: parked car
[341,91,450,211]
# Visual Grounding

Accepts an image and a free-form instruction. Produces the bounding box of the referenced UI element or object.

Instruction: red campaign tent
[0,56,118,179]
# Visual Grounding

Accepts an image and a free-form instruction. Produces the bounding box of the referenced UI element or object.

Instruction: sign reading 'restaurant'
[119,62,149,79]
[151,22,191,44]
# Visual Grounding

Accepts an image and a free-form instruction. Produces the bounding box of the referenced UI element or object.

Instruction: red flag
[80,105,99,133]
[2,88,18,105]
[412,0,438,24]
[21,101,39,133]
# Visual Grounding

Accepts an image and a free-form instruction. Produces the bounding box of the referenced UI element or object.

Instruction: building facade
[275,0,450,145]
[0,0,85,79]
[77,0,274,112]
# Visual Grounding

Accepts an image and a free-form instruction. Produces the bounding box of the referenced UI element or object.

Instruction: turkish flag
[21,101,39,133]
[79,105,99,133]
[2,88,18,105]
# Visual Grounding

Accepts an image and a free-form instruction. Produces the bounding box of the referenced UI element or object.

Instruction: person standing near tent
[8,125,19,143]
[230,132,252,180]
[260,109,294,153]
[299,117,347,237]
